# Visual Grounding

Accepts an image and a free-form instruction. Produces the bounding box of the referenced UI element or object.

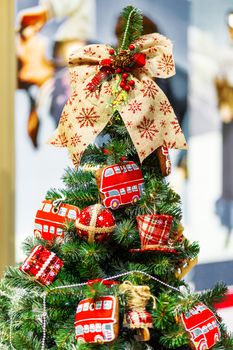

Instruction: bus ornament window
[44,203,52,212]
[68,209,77,219]
[132,164,139,170]
[103,300,113,310]
[96,301,102,310]
[83,302,89,311]
[58,207,67,216]
[114,166,121,173]
[105,168,114,177]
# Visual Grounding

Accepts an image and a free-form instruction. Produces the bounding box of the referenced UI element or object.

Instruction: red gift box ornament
[130,213,177,253]
[19,245,64,285]
[75,204,116,243]
[75,295,119,343]
[176,303,221,350]
[34,199,80,242]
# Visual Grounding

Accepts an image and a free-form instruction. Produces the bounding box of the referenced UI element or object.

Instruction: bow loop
[133,33,175,78]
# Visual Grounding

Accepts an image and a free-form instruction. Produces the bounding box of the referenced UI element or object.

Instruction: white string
[120,8,136,50]
[52,192,66,208]
[41,292,47,350]
[41,270,180,349]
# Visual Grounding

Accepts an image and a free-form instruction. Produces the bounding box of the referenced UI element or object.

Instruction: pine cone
[113,50,131,68]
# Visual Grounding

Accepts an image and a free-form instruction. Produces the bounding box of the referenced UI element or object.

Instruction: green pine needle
[119,6,143,50]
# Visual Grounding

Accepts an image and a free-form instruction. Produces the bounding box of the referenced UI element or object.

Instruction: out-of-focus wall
[0,0,15,276]
[189,0,233,329]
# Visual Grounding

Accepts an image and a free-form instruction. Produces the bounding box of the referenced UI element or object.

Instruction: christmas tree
[1,6,232,350]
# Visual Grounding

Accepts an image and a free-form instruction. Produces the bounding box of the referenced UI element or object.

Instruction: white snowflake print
[137,116,158,141]
[76,107,100,127]
[70,133,82,147]
[170,118,182,134]
[140,80,158,99]
[157,54,174,75]
[159,101,172,115]
[128,100,142,114]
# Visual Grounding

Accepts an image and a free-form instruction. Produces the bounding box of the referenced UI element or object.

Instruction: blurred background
[0,0,233,330]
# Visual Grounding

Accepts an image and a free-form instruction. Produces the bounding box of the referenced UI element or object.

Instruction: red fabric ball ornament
[75,204,116,243]
[132,53,146,67]
[128,44,135,51]
[129,80,135,86]
[116,67,122,74]
[125,67,131,72]
[109,49,115,55]
[124,85,130,91]
[122,72,129,79]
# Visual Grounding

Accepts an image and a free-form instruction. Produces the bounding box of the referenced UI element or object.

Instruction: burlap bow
[49,33,187,167]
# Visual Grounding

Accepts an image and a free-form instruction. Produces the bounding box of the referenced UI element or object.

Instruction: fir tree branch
[119,6,143,50]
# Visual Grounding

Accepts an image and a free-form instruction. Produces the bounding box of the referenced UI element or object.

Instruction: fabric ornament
[75,295,119,343]
[155,146,171,177]
[49,33,187,167]
[95,160,144,210]
[75,204,116,243]
[34,199,80,242]
[130,213,177,253]
[176,303,221,350]
[119,281,156,341]
[19,245,63,286]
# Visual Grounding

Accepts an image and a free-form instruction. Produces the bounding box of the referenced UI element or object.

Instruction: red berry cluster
[108,44,136,92]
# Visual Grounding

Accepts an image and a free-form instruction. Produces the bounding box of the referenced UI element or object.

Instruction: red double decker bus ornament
[34,199,80,242]
[75,295,119,344]
[95,161,144,210]
[177,303,221,350]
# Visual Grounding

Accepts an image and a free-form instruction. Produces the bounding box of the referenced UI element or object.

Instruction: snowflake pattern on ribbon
[137,116,159,141]
[128,100,142,114]
[140,79,159,99]
[76,107,100,128]
[158,54,174,75]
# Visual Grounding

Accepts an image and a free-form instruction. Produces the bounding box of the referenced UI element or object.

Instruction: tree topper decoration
[49,6,187,167]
